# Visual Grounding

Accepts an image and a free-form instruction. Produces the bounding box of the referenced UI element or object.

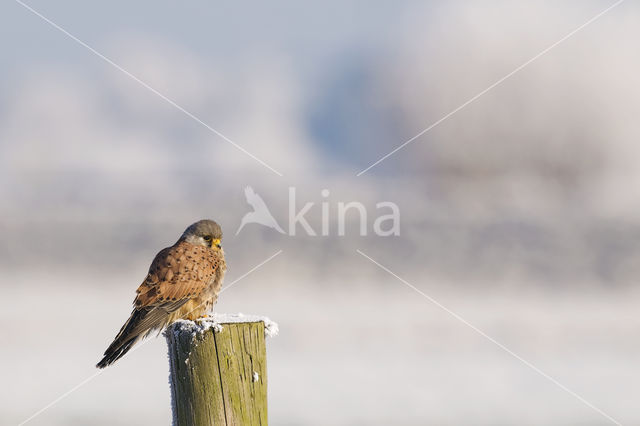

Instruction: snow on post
[166,313,278,426]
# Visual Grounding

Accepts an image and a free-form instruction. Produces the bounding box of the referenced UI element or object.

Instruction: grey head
[180,219,223,249]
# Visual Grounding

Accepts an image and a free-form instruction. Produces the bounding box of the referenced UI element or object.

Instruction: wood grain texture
[167,321,268,426]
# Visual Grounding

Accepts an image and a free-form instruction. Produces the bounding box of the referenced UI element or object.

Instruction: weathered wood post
[166,314,278,426]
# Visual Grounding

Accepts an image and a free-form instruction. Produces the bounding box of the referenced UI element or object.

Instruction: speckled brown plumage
[97,220,226,368]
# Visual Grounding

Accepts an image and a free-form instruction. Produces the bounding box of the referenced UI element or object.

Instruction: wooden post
[166,314,277,426]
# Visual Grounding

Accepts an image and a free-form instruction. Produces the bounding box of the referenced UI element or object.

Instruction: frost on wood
[212,313,279,337]
[165,312,279,341]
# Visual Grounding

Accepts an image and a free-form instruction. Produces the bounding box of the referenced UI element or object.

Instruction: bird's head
[180,219,223,251]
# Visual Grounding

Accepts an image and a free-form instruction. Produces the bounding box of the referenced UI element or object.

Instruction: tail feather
[97,301,188,369]
[96,308,154,369]
[96,336,139,369]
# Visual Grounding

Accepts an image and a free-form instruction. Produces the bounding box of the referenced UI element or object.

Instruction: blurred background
[1,0,639,424]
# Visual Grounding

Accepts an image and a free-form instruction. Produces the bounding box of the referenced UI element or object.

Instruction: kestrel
[97,219,226,369]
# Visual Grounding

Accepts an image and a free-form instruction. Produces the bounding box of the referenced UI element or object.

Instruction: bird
[96,219,226,369]
[235,186,285,235]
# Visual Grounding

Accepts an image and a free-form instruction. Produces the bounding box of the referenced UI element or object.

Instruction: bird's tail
[96,336,140,369]
[97,300,186,368]
[96,308,152,369]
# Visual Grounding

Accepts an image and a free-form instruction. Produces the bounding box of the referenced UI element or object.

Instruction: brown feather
[97,239,225,368]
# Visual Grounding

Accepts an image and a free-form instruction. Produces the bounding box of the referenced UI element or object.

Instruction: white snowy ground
[2,271,639,426]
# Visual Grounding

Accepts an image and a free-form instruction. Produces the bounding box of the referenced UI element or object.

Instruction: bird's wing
[135,241,223,309]
[118,242,223,340]
[97,242,224,368]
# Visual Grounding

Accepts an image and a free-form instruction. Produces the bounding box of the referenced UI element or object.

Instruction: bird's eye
[203,235,212,241]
